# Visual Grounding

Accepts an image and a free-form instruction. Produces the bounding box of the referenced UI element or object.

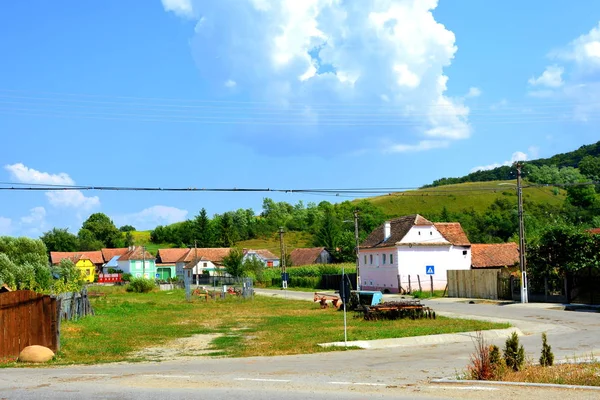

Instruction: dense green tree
[315,205,342,250]
[40,228,79,253]
[124,231,134,247]
[119,225,136,232]
[193,208,214,247]
[217,212,238,247]
[81,213,123,248]
[77,228,104,251]
[0,237,52,290]
[222,248,245,278]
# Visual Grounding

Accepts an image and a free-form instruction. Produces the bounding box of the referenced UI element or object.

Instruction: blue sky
[2,0,600,236]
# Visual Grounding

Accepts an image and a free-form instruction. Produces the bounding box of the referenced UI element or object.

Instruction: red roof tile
[156,248,189,263]
[101,248,129,263]
[434,223,471,246]
[587,228,600,235]
[290,247,327,266]
[119,246,155,261]
[50,251,104,265]
[471,243,519,268]
[361,215,435,249]
[177,248,231,264]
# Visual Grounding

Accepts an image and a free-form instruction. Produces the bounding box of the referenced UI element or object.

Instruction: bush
[121,273,132,282]
[126,277,155,293]
[539,333,554,367]
[504,332,525,371]
[468,331,494,380]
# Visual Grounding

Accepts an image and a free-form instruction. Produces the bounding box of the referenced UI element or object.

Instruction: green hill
[364,180,566,218]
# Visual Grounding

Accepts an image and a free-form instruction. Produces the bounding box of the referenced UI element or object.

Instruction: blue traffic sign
[426,266,435,275]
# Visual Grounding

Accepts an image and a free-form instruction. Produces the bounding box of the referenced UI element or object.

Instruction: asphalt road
[1,290,599,399]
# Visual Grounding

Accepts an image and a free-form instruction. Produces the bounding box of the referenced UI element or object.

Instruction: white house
[358,214,471,293]
[242,249,280,267]
[174,248,231,280]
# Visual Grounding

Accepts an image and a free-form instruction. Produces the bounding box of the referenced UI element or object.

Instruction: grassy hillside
[237,231,313,255]
[131,230,174,256]
[365,180,566,218]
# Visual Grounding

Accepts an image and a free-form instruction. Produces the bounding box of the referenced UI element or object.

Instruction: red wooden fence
[0,290,59,359]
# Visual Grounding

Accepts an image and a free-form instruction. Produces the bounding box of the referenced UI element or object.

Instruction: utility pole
[354,210,360,291]
[279,227,287,290]
[142,245,146,279]
[516,163,528,303]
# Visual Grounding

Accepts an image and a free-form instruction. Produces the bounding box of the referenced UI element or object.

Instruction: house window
[364,255,367,265]
[463,250,468,256]
[430,231,433,235]
[390,254,394,264]
[203,263,208,268]
[370,254,373,264]
[382,254,386,264]
[418,231,421,235]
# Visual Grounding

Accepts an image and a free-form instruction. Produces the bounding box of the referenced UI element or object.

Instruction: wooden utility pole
[142,245,146,278]
[354,210,360,291]
[516,163,528,303]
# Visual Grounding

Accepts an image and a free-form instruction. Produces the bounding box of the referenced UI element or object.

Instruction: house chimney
[384,221,391,241]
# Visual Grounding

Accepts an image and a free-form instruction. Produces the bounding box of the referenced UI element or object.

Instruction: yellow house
[69,255,96,283]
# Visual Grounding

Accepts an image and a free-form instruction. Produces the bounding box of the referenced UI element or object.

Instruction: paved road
[1,290,599,399]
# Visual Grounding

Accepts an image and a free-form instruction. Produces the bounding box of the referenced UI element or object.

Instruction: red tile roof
[156,248,189,263]
[101,248,129,263]
[290,247,327,266]
[50,251,104,265]
[471,243,519,268]
[119,246,155,261]
[587,228,600,235]
[177,248,231,264]
[244,249,279,260]
[361,214,435,249]
[434,223,471,246]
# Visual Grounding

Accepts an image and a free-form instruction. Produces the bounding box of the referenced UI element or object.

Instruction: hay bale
[18,345,55,363]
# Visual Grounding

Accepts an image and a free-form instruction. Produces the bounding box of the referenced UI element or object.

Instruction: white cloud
[387,140,449,153]
[161,0,194,18]
[528,65,564,88]
[465,87,482,98]
[0,217,11,235]
[5,163,100,211]
[471,151,529,173]
[552,22,600,70]
[20,207,46,225]
[182,0,472,154]
[224,79,237,88]
[114,206,189,230]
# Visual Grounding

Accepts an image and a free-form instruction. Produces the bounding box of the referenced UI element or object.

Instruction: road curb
[319,328,522,349]
[431,377,600,391]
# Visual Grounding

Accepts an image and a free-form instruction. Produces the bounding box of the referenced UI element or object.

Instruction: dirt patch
[132,334,222,361]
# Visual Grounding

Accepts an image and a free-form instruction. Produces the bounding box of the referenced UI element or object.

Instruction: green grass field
[236,231,313,254]
[33,286,509,365]
[365,180,565,218]
[130,231,174,255]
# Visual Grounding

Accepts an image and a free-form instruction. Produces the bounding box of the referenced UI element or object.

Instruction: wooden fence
[0,290,59,359]
[55,287,95,321]
[447,269,500,300]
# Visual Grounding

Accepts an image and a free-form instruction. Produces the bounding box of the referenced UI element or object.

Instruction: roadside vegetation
[466,330,600,386]
[32,286,509,365]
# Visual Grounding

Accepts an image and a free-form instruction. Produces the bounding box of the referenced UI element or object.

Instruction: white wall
[399,226,448,244]
[358,244,471,292]
[176,260,219,278]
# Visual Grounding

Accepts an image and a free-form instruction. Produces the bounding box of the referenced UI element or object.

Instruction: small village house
[50,251,104,272]
[358,215,471,293]
[117,246,156,279]
[174,248,231,281]
[69,254,96,283]
[289,247,333,266]
[242,249,280,267]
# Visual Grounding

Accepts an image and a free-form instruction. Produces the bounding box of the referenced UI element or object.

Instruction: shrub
[489,344,501,366]
[121,273,132,282]
[504,332,525,371]
[539,333,554,367]
[468,331,494,380]
[126,277,155,293]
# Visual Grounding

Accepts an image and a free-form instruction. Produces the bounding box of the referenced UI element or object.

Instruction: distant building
[471,243,519,269]
[242,249,280,267]
[358,215,471,293]
[289,247,333,266]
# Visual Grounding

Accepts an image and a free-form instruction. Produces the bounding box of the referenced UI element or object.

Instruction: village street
[1,290,600,399]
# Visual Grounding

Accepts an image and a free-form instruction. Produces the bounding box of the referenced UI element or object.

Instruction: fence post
[408,275,411,294]
[397,274,402,294]
[430,275,434,296]
[417,275,422,292]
